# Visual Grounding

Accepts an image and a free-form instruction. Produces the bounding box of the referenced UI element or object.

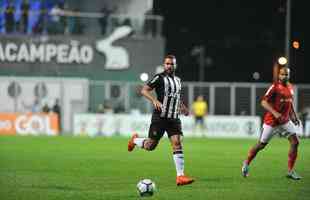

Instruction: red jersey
[262,82,294,126]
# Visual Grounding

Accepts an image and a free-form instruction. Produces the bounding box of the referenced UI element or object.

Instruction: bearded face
[164,57,176,75]
[278,67,290,84]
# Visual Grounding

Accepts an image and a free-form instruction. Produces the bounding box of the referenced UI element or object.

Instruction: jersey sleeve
[262,84,276,101]
[147,74,160,89]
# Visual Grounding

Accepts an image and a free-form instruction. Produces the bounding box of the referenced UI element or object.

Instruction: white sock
[173,151,184,176]
[133,138,146,148]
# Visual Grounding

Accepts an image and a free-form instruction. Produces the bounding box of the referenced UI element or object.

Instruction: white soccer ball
[136,179,156,197]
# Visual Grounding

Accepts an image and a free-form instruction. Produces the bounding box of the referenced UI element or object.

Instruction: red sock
[245,148,258,165]
[288,151,297,171]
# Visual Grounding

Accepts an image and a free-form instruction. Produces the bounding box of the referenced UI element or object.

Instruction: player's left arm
[290,102,300,125]
[289,84,300,125]
[180,101,189,116]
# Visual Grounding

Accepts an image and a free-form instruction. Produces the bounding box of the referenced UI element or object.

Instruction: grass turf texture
[0,135,309,200]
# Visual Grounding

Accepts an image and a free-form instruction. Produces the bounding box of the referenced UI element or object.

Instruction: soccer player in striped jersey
[128,54,194,186]
[242,66,302,180]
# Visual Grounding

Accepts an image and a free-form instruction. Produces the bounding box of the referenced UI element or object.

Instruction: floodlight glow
[278,57,287,65]
[253,72,260,80]
[140,73,149,82]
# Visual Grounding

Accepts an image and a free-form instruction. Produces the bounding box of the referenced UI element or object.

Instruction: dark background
[154,0,305,83]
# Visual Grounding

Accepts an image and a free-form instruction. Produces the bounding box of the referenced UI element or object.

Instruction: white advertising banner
[74,114,261,138]
[182,115,261,138]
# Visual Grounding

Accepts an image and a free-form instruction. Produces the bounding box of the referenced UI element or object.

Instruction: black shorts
[148,114,183,140]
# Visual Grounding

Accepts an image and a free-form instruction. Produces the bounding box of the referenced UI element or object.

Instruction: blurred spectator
[130,84,147,113]
[52,98,62,132]
[5,2,15,33]
[42,103,50,113]
[50,3,61,22]
[32,98,41,113]
[123,18,132,27]
[240,110,247,115]
[33,4,47,34]
[48,3,62,34]
[95,118,105,136]
[103,99,114,113]
[114,104,125,113]
[97,103,105,113]
[108,5,119,32]
[143,9,155,38]
[192,95,208,136]
[20,0,30,33]
[122,18,134,37]
[66,8,84,35]
[65,8,76,35]
[98,5,111,36]
[22,97,41,113]
[299,106,310,136]
[59,2,67,34]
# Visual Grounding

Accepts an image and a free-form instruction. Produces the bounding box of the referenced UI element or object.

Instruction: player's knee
[294,138,299,146]
[289,135,299,147]
[145,140,158,151]
[296,139,299,146]
[172,140,182,149]
[291,139,299,147]
[148,144,157,151]
[173,144,182,151]
[258,142,267,150]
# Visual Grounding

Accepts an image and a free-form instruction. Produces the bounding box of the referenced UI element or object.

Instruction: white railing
[89,80,310,118]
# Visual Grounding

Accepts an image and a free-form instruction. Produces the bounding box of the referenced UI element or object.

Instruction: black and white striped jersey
[147,72,182,119]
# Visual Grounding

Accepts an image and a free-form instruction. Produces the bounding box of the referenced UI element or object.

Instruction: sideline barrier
[0,113,59,136]
[73,114,262,138]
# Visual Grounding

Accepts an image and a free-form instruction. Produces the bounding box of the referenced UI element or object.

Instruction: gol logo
[15,115,58,135]
[0,113,59,135]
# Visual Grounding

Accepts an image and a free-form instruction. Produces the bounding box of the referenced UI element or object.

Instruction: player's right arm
[141,85,162,111]
[141,74,162,111]
[261,84,281,120]
[261,99,281,119]
[289,102,300,125]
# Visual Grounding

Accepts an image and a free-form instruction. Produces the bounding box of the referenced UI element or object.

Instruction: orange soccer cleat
[127,133,138,152]
[176,175,194,186]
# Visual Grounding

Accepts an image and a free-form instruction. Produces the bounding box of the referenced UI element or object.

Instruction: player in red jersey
[242,66,302,180]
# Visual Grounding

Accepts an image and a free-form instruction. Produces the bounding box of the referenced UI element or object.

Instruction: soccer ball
[136,179,156,197]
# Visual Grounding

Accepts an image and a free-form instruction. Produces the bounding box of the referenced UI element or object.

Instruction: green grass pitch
[0,135,309,200]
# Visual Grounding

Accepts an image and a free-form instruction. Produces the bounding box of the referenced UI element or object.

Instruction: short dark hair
[165,54,176,60]
[279,65,289,72]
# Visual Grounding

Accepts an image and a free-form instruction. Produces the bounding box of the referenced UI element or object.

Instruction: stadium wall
[0,27,165,81]
[0,76,89,133]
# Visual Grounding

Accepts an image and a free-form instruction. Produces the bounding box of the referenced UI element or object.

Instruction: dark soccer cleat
[241,161,249,178]
[176,175,194,186]
[287,170,302,180]
[128,133,138,152]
